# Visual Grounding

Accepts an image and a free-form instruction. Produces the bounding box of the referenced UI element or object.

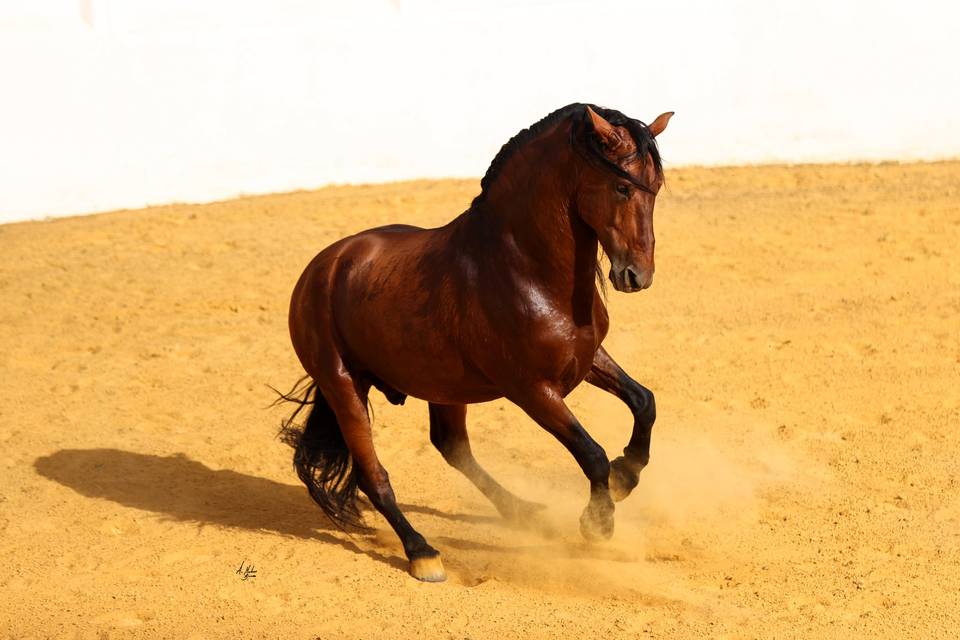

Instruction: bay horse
[280,103,673,582]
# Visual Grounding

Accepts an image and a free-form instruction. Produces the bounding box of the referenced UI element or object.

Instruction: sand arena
[1,161,958,638]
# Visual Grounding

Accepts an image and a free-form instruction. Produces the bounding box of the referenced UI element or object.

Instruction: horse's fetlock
[405,536,439,560]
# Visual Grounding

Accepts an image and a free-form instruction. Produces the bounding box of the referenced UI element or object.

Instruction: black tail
[273,376,365,530]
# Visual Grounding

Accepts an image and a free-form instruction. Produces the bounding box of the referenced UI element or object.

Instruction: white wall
[1,0,958,223]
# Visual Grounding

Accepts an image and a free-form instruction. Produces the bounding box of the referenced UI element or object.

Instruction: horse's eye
[615,184,631,197]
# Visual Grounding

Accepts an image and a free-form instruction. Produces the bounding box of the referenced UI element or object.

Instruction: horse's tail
[273,376,365,530]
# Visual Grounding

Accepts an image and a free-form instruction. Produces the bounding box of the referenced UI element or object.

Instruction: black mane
[471,103,663,208]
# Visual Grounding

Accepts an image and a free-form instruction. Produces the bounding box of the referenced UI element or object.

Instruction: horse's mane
[471,103,663,208]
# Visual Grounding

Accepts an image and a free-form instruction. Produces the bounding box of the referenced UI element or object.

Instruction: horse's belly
[333,287,500,404]
[392,369,503,405]
[343,324,501,404]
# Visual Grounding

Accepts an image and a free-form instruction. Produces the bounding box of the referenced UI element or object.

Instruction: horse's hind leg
[429,403,545,522]
[585,346,656,502]
[323,376,446,582]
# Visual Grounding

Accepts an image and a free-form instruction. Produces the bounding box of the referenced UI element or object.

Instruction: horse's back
[294,223,430,295]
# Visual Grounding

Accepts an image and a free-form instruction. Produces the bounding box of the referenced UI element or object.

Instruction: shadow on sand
[33,448,497,574]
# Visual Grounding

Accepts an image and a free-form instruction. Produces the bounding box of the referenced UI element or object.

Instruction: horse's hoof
[608,456,641,502]
[409,555,447,582]
[579,495,615,542]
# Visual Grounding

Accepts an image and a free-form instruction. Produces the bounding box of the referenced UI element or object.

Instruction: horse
[279,103,673,582]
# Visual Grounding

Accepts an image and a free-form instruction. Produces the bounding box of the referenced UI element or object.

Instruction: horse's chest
[512,305,599,397]
[522,293,608,395]
[554,324,604,394]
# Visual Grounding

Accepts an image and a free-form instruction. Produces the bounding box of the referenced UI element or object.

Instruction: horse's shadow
[32,448,497,574]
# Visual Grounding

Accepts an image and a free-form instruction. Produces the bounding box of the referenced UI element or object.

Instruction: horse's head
[574,106,673,293]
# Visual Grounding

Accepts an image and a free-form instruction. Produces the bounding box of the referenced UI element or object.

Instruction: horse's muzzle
[609,265,653,293]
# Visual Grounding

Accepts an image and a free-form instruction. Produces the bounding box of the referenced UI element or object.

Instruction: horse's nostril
[625,267,641,290]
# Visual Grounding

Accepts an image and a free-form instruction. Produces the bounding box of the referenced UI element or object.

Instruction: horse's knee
[623,385,654,468]
[628,384,656,427]
[578,438,611,486]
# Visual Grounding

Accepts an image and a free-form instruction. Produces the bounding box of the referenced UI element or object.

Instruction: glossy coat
[283,104,673,581]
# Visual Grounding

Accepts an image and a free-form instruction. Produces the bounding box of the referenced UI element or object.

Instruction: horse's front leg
[511,384,614,541]
[584,346,656,502]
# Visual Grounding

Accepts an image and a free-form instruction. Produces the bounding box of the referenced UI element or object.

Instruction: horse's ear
[648,111,674,137]
[585,106,624,152]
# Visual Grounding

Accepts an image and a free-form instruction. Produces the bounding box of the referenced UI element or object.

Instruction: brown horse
[280,103,673,582]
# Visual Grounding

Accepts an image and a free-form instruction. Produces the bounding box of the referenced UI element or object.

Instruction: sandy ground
[1,161,959,639]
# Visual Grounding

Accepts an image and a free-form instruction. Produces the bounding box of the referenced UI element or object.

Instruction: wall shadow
[33,448,495,573]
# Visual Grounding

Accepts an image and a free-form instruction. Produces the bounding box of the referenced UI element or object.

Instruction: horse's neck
[504,200,598,296]
[464,130,599,315]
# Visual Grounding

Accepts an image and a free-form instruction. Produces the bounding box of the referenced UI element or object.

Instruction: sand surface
[1,162,958,639]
